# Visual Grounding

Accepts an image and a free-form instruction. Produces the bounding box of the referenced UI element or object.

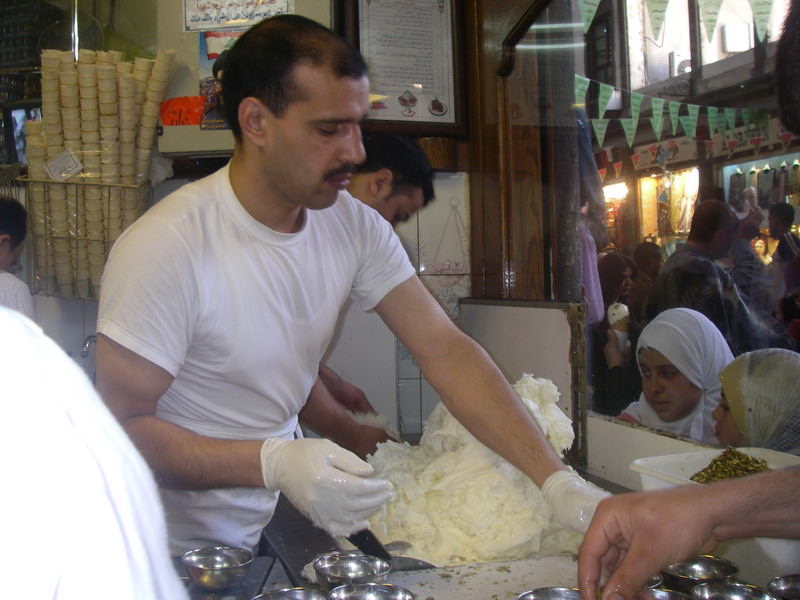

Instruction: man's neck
[228,149,304,233]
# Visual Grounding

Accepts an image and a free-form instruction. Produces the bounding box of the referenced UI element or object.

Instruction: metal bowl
[251,587,328,600]
[517,587,583,600]
[312,551,390,592]
[662,556,739,593]
[648,574,665,589]
[640,589,694,600]
[328,583,415,600]
[769,576,800,600]
[692,582,777,600]
[181,545,253,591]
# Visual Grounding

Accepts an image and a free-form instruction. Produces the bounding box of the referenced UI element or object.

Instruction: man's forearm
[712,466,800,542]
[418,331,566,487]
[124,415,265,490]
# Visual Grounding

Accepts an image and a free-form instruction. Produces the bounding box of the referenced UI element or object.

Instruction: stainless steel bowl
[640,588,694,600]
[312,551,391,592]
[648,573,665,588]
[662,555,739,593]
[181,545,253,591]
[517,587,583,600]
[692,582,777,600]
[328,583,415,600]
[769,576,800,600]
[251,587,328,600]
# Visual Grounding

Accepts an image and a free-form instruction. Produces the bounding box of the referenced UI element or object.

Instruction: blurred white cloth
[720,348,800,454]
[622,308,733,444]
[0,308,187,600]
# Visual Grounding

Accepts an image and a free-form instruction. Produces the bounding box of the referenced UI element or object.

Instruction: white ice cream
[366,374,583,566]
[606,302,629,326]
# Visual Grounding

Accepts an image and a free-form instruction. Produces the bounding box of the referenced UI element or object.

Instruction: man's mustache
[324,164,358,179]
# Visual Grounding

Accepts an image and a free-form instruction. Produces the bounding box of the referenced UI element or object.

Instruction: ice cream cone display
[22,47,173,299]
[607,302,631,351]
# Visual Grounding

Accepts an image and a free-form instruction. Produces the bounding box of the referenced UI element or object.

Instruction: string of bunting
[574,74,774,151]
[579,0,775,43]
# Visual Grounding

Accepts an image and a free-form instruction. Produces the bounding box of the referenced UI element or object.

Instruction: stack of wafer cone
[27,46,174,299]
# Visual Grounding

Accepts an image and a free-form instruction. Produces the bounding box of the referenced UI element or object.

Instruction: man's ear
[370,168,394,201]
[238,97,269,147]
[0,234,10,250]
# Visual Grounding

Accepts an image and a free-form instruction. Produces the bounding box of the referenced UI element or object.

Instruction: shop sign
[632,136,698,170]
[706,117,798,158]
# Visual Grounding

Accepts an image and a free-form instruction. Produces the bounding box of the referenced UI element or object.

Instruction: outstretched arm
[578,466,800,600]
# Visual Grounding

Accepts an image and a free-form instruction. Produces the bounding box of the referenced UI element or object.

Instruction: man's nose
[342,125,365,165]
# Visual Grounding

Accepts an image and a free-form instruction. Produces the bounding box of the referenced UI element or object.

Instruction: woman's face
[639,348,702,422]
[712,395,748,446]
[619,267,633,300]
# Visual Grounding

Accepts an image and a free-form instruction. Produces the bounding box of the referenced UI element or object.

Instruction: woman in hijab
[713,349,800,454]
[618,308,733,444]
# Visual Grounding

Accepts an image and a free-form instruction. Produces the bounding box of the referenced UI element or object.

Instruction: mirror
[500,0,798,446]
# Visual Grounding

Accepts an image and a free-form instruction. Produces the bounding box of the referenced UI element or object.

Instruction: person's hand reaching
[541,469,611,533]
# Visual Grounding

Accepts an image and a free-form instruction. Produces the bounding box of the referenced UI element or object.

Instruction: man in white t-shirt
[0,196,35,320]
[96,14,606,557]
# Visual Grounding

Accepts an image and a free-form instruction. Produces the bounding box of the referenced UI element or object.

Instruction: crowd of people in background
[587,190,800,453]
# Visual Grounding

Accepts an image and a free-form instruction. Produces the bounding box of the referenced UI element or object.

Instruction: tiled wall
[394,171,471,436]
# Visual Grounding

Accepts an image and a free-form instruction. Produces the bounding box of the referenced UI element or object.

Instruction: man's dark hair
[777,0,800,135]
[358,135,435,206]
[633,241,662,268]
[212,50,229,80]
[221,14,367,139]
[0,195,27,250]
[688,200,736,243]
[770,202,796,228]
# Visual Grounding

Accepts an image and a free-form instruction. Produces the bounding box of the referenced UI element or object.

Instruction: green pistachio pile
[690,447,769,483]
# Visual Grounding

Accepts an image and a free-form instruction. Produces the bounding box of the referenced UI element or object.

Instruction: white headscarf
[622,308,733,444]
[719,349,800,454]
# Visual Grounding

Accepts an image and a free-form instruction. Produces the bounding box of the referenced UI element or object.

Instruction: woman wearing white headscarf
[619,308,733,444]
[714,349,800,454]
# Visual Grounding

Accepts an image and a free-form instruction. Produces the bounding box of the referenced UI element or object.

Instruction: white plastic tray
[630,447,800,490]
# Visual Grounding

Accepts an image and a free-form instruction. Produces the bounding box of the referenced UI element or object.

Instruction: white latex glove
[541,468,611,533]
[260,437,393,537]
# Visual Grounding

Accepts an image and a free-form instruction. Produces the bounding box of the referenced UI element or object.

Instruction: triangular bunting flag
[630,92,644,120]
[707,107,720,134]
[598,167,607,182]
[598,83,614,117]
[669,101,682,135]
[620,117,638,147]
[592,118,610,147]
[574,75,591,108]
[644,0,670,40]
[700,0,724,42]
[650,97,665,140]
[679,115,697,138]
[581,0,603,33]
[724,107,737,130]
[631,154,641,170]
[742,108,753,128]
[748,0,772,42]
[613,161,624,178]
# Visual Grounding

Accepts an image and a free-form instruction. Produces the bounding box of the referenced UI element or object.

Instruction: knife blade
[346,529,393,562]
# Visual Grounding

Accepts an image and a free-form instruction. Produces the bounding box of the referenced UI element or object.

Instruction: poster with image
[199,30,243,131]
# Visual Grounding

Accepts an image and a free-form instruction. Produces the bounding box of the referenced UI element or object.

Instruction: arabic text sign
[184,0,289,32]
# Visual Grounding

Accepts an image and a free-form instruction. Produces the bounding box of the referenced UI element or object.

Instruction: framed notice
[336,0,467,137]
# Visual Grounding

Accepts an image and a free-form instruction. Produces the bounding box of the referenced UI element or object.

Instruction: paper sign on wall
[184,0,289,32]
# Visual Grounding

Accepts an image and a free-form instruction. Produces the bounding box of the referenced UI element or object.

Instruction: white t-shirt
[0,270,34,320]
[97,163,414,554]
[0,308,187,600]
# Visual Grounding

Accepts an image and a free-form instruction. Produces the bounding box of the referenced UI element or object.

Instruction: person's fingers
[327,444,375,476]
[599,542,663,600]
